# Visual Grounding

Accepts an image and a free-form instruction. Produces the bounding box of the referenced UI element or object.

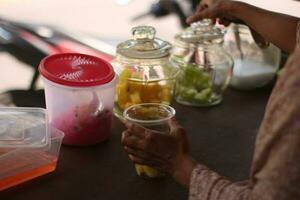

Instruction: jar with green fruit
[112,26,179,118]
[171,20,233,106]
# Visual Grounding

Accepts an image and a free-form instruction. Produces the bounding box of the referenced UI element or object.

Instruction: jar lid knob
[190,19,213,31]
[132,26,156,40]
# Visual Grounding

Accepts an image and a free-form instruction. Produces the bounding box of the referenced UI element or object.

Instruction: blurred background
[0,0,189,94]
[0,0,299,97]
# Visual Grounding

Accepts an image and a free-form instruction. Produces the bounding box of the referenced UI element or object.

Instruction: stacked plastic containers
[0,107,64,191]
[0,53,117,190]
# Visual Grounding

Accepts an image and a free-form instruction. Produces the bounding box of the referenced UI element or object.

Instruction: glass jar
[223,24,281,90]
[112,26,178,118]
[171,20,233,106]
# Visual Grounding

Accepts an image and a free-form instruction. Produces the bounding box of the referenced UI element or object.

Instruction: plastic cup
[123,103,176,178]
[39,53,117,146]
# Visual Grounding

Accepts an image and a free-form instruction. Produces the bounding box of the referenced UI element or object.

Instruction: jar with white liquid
[223,24,281,90]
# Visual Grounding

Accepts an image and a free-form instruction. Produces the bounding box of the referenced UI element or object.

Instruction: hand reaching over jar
[187,0,300,52]
[194,0,268,46]
[188,0,241,26]
[195,0,232,26]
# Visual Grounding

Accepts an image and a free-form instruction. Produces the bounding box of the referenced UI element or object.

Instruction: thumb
[168,118,183,136]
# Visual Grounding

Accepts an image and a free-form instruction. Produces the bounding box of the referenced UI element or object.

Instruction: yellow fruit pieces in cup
[135,164,164,178]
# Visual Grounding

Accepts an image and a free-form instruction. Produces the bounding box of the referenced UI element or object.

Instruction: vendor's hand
[187,0,243,26]
[189,1,269,47]
[196,0,218,11]
[121,118,197,187]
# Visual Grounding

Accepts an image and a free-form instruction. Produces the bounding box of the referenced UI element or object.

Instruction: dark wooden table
[0,88,272,200]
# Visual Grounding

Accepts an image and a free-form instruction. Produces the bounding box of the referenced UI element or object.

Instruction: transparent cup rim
[123,103,176,125]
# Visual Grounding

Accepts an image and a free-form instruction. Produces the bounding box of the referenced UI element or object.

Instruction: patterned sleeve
[188,46,300,200]
[189,164,251,200]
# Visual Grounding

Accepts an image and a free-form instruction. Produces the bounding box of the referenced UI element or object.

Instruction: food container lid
[116,26,172,59]
[0,107,50,149]
[39,53,115,87]
[175,19,224,44]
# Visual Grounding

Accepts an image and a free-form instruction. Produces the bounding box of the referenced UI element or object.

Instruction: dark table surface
[1,88,272,200]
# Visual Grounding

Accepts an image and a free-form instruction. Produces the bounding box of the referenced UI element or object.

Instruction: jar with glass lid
[171,19,233,106]
[112,26,178,118]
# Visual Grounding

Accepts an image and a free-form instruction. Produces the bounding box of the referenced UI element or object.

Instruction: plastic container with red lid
[39,53,118,146]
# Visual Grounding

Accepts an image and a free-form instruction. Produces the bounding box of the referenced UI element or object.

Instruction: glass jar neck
[114,54,170,66]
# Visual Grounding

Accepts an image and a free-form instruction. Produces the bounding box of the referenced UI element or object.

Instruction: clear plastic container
[123,103,175,178]
[112,26,179,118]
[171,20,233,106]
[0,107,50,148]
[39,53,117,146]
[0,107,64,191]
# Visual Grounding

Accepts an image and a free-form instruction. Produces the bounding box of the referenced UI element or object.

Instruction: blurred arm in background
[187,0,299,53]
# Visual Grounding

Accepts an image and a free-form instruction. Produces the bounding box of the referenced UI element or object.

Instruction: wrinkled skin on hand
[189,0,236,26]
[121,118,188,173]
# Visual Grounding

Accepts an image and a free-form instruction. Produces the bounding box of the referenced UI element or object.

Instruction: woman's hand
[121,118,197,187]
[190,0,270,47]
[196,0,218,12]
[187,0,244,26]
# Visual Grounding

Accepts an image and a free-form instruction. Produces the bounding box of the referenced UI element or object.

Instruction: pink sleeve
[188,165,251,200]
[188,47,300,200]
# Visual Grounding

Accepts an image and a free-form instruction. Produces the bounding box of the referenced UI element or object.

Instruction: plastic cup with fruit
[123,103,176,178]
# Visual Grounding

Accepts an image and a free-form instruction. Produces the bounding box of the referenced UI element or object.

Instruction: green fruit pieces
[194,88,212,103]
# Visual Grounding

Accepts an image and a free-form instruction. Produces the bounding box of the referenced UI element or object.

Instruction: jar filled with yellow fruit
[112,26,178,118]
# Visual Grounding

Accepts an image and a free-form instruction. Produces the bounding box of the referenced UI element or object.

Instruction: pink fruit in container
[39,53,117,146]
[52,93,113,145]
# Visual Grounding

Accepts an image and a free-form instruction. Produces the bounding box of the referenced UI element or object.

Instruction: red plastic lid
[39,53,115,87]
